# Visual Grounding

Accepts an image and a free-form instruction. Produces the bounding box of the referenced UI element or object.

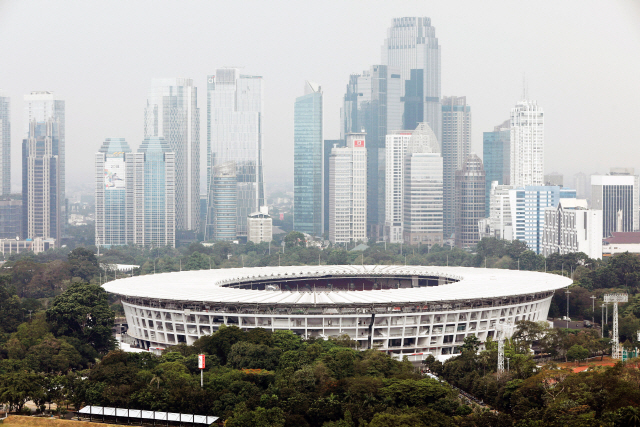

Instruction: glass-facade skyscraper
[144,78,200,234]
[22,92,65,245]
[442,96,471,240]
[483,120,510,216]
[294,82,323,236]
[206,68,264,240]
[591,173,640,237]
[135,137,175,247]
[0,92,10,195]
[454,154,485,249]
[211,161,237,241]
[95,138,132,248]
[382,17,441,142]
[341,65,402,238]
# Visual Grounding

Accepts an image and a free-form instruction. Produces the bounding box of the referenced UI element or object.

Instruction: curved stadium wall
[103,265,571,360]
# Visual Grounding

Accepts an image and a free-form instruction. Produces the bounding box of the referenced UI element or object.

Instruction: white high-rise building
[479,182,514,241]
[0,92,10,195]
[385,131,412,243]
[510,100,544,188]
[144,79,199,234]
[542,199,603,259]
[382,17,441,140]
[206,69,264,240]
[329,133,367,245]
[385,124,440,243]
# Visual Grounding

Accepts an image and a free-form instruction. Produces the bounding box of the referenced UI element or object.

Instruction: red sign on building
[353,139,365,147]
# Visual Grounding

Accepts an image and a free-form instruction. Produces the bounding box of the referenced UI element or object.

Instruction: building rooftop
[103,265,571,306]
[603,232,640,245]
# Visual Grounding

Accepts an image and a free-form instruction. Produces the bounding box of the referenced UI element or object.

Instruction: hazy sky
[1,0,639,195]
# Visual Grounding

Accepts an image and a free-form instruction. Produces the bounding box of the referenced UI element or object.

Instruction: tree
[327,250,348,265]
[67,247,100,282]
[0,275,23,333]
[284,231,306,248]
[566,345,589,365]
[46,282,115,353]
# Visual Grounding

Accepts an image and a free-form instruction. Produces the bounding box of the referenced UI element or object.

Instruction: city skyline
[1,1,639,194]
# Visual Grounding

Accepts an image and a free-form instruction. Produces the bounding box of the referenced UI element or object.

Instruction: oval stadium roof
[102,265,572,305]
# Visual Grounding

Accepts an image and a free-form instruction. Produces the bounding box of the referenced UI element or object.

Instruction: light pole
[506,357,510,373]
[601,304,605,338]
[566,287,571,328]
[590,295,596,324]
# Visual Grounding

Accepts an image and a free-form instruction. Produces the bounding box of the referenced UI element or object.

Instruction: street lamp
[506,357,510,373]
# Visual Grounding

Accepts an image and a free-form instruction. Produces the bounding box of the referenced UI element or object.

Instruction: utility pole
[590,295,596,324]
[566,287,571,328]
[601,304,605,338]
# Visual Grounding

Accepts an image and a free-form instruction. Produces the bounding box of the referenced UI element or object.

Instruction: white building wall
[385,132,412,242]
[510,100,544,188]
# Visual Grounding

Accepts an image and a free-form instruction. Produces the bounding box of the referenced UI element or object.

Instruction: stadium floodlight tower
[604,293,628,359]
[496,322,514,376]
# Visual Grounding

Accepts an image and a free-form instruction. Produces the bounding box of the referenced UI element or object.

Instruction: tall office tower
[95,138,132,248]
[206,69,264,240]
[385,131,412,243]
[324,140,344,235]
[385,123,439,243]
[210,161,237,241]
[509,186,576,254]
[573,172,589,199]
[329,133,367,245]
[144,79,199,234]
[454,154,485,249]
[132,137,175,248]
[483,120,510,216]
[510,100,544,187]
[403,124,443,245]
[24,92,65,234]
[442,96,471,239]
[341,65,402,238]
[294,81,323,236]
[591,170,640,237]
[382,17,441,141]
[0,92,10,195]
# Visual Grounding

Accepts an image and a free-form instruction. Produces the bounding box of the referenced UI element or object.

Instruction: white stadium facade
[103,265,571,360]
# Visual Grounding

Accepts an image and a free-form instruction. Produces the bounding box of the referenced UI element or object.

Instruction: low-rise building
[602,232,640,257]
[541,199,603,259]
[0,237,55,256]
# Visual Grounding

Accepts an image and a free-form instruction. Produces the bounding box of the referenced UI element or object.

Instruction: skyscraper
[591,171,640,237]
[210,161,237,241]
[144,78,200,234]
[24,92,65,236]
[324,140,344,235]
[0,92,10,195]
[22,92,65,244]
[385,123,439,243]
[206,69,264,240]
[382,17,441,141]
[329,133,367,245]
[95,138,132,248]
[341,65,402,238]
[510,100,544,187]
[403,125,443,246]
[133,137,175,247]
[455,154,485,249]
[294,81,323,236]
[442,96,471,239]
[482,120,510,216]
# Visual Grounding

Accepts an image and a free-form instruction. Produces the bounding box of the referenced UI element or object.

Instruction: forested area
[1,237,640,425]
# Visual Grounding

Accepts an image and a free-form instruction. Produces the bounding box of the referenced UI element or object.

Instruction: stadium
[103,265,572,360]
